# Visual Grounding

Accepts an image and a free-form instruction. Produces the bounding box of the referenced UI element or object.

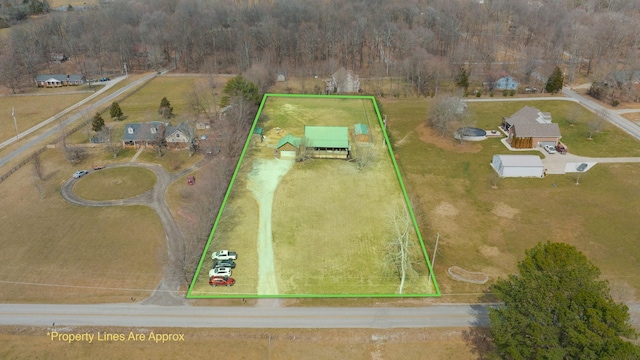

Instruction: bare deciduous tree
[427,95,466,137]
[384,202,417,294]
[32,154,46,200]
[173,156,236,285]
[354,144,375,170]
[103,126,122,158]
[219,97,257,158]
[587,115,604,140]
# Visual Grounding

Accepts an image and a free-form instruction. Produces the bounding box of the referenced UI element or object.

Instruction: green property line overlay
[187,93,440,298]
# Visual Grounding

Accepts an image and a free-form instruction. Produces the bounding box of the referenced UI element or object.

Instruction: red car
[209,276,235,287]
[187,176,195,185]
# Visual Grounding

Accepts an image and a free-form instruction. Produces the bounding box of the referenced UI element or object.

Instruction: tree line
[1,0,640,94]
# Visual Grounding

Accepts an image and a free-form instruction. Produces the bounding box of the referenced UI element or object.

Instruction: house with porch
[35,74,85,87]
[122,122,165,148]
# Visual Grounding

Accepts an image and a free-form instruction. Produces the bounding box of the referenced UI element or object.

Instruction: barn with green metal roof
[304,126,350,159]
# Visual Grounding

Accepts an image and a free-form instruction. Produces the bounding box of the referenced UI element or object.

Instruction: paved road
[0,72,161,168]
[465,96,578,103]
[0,79,123,150]
[0,303,493,328]
[562,87,640,141]
[466,90,640,141]
[60,162,205,306]
[0,302,638,329]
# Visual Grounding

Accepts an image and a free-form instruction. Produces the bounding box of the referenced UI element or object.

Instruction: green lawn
[73,167,157,201]
[381,97,640,300]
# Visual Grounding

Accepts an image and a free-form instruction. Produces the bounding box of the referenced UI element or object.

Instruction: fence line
[0,147,46,183]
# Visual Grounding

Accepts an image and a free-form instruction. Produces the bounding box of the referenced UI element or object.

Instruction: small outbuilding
[491,154,544,178]
[276,134,301,158]
[353,123,369,143]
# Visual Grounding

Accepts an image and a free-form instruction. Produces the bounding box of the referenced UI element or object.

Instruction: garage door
[539,141,556,147]
[280,150,296,158]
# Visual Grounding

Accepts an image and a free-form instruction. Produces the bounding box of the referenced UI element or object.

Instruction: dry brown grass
[0,326,485,359]
[0,149,166,303]
[190,97,434,297]
[48,0,98,8]
[381,97,640,301]
[0,93,89,143]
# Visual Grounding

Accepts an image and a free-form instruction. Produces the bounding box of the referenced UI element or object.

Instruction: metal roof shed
[491,154,544,178]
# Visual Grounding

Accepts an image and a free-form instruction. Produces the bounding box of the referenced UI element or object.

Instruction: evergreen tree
[456,67,469,91]
[158,97,174,119]
[221,75,260,107]
[545,66,564,93]
[91,112,105,132]
[109,102,123,120]
[489,242,639,360]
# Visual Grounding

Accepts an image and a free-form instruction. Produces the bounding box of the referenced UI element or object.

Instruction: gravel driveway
[247,158,294,295]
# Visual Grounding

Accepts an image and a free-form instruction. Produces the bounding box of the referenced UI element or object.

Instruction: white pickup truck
[211,250,237,261]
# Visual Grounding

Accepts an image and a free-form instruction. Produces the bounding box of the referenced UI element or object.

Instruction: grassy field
[189,96,434,297]
[73,167,157,201]
[0,326,486,359]
[48,0,99,8]
[381,97,640,300]
[0,93,89,144]
[0,149,166,303]
[270,157,430,295]
[621,112,640,123]
[117,75,222,123]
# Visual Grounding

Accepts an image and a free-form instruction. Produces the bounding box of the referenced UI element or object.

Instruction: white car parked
[543,145,557,154]
[73,170,89,178]
[209,267,232,277]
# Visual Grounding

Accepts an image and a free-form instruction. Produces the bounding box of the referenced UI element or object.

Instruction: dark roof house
[122,122,165,147]
[165,122,193,148]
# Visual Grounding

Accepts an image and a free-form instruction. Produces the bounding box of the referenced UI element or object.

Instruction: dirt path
[247,158,294,295]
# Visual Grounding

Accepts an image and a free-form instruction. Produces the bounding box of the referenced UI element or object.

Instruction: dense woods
[2,0,640,95]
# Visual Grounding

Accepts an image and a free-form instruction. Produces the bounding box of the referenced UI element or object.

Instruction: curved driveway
[61,161,204,305]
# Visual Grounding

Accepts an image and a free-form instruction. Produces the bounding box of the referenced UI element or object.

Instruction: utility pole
[12,107,19,140]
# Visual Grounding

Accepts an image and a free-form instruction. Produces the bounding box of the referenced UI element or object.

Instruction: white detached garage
[492,155,544,178]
